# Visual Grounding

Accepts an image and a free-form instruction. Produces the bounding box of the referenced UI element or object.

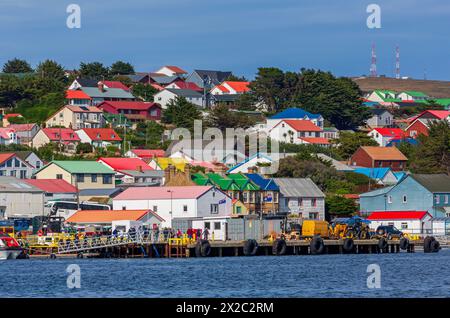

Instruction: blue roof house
[360,174,450,218]
[267,108,324,129]
[353,167,398,185]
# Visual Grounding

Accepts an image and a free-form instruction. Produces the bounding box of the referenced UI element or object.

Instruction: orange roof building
[350,146,408,171]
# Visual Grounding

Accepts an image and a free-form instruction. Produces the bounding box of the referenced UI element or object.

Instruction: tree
[36,60,66,82]
[112,75,133,87]
[76,143,93,154]
[3,58,33,73]
[332,131,378,159]
[326,195,358,217]
[294,69,371,129]
[235,93,258,111]
[206,104,256,131]
[162,96,202,131]
[110,61,134,75]
[131,83,158,102]
[249,67,288,112]
[79,62,109,79]
[225,74,248,81]
[409,121,450,174]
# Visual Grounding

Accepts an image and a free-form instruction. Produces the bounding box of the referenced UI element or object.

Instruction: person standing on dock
[203,228,209,240]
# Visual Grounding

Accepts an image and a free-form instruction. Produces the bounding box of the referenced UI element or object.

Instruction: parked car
[375,225,403,240]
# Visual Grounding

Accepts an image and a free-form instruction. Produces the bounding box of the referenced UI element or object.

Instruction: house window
[102,175,112,184]
[387,195,393,204]
[183,205,188,212]
[298,198,303,206]
[243,192,248,203]
[210,204,219,214]
[309,212,318,220]
[20,170,27,179]
[204,222,211,230]
[445,195,449,204]
[36,161,41,169]
[214,222,221,230]
[401,222,408,229]
[402,195,407,203]
[236,206,242,214]
[91,174,97,183]
[435,195,440,204]
[153,206,158,212]
[76,174,84,183]
[56,174,63,179]
[311,198,317,207]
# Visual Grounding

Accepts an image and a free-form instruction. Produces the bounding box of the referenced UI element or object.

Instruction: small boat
[0,232,23,260]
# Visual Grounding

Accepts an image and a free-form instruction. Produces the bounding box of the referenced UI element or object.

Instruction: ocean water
[1,249,449,298]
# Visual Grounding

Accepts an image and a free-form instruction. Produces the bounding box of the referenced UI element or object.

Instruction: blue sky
[1,0,449,80]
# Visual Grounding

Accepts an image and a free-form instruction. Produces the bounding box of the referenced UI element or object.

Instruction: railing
[57,231,167,254]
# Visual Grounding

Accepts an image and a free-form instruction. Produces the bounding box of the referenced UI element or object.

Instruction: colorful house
[32,128,81,153]
[368,128,406,146]
[45,105,104,129]
[98,101,161,122]
[360,174,450,217]
[75,128,122,149]
[350,146,408,171]
[267,107,324,130]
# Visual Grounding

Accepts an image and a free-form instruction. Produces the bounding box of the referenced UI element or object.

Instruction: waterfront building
[273,178,325,219]
[24,179,78,203]
[359,174,450,217]
[367,211,432,234]
[0,176,44,219]
[113,185,232,228]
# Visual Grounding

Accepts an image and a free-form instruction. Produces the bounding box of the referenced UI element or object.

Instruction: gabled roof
[80,87,135,99]
[165,88,203,98]
[66,209,164,223]
[40,160,114,174]
[193,70,232,85]
[114,186,213,200]
[163,66,187,74]
[245,173,279,191]
[131,149,165,159]
[65,105,102,113]
[66,90,92,100]
[359,146,408,161]
[0,128,15,139]
[0,176,43,193]
[24,179,78,193]
[412,110,450,121]
[0,153,15,165]
[273,178,325,198]
[74,78,98,87]
[367,211,430,220]
[98,101,160,111]
[150,75,180,84]
[353,167,392,180]
[79,128,121,142]
[171,80,202,91]
[98,157,153,172]
[222,81,250,93]
[370,108,391,116]
[103,81,130,91]
[274,119,322,132]
[7,123,38,132]
[410,174,450,193]
[371,128,405,138]
[42,128,80,142]
[269,108,321,120]
[401,91,428,97]
[300,137,330,145]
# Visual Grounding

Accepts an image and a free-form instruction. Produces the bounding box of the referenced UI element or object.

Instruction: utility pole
[370,43,377,78]
[395,45,400,79]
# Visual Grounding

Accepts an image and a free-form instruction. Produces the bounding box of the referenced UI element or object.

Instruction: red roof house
[367,211,430,220]
[368,128,406,146]
[25,179,78,194]
[76,128,122,149]
[98,101,161,121]
[103,81,130,91]
[97,157,153,172]
[128,149,166,159]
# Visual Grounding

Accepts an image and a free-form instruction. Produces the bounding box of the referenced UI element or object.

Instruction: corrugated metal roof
[410,174,450,193]
[273,178,324,198]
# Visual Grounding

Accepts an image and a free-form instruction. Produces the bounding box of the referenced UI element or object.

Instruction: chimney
[185,164,191,181]
[137,165,143,173]
[247,166,257,174]
[98,81,105,92]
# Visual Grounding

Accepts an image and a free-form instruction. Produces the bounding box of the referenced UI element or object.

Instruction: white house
[368,128,406,147]
[0,153,35,179]
[0,128,18,145]
[113,185,232,228]
[75,128,122,149]
[227,153,273,174]
[210,81,250,95]
[154,88,203,109]
[366,109,394,128]
[397,91,428,101]
[268,119,323,145]
[367,211,433,234]
[154,66,188,77]
[266,108,324,131]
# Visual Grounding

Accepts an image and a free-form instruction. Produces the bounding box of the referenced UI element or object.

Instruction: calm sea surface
[1,249,449,298]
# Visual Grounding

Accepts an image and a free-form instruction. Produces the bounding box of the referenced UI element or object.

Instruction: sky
[0,0,449,80]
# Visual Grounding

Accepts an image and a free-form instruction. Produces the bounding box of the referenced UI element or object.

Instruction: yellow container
[302,220,329,237]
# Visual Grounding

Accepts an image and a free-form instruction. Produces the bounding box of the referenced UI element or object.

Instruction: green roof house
[34,160,115,191]
[397,91,429,101]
